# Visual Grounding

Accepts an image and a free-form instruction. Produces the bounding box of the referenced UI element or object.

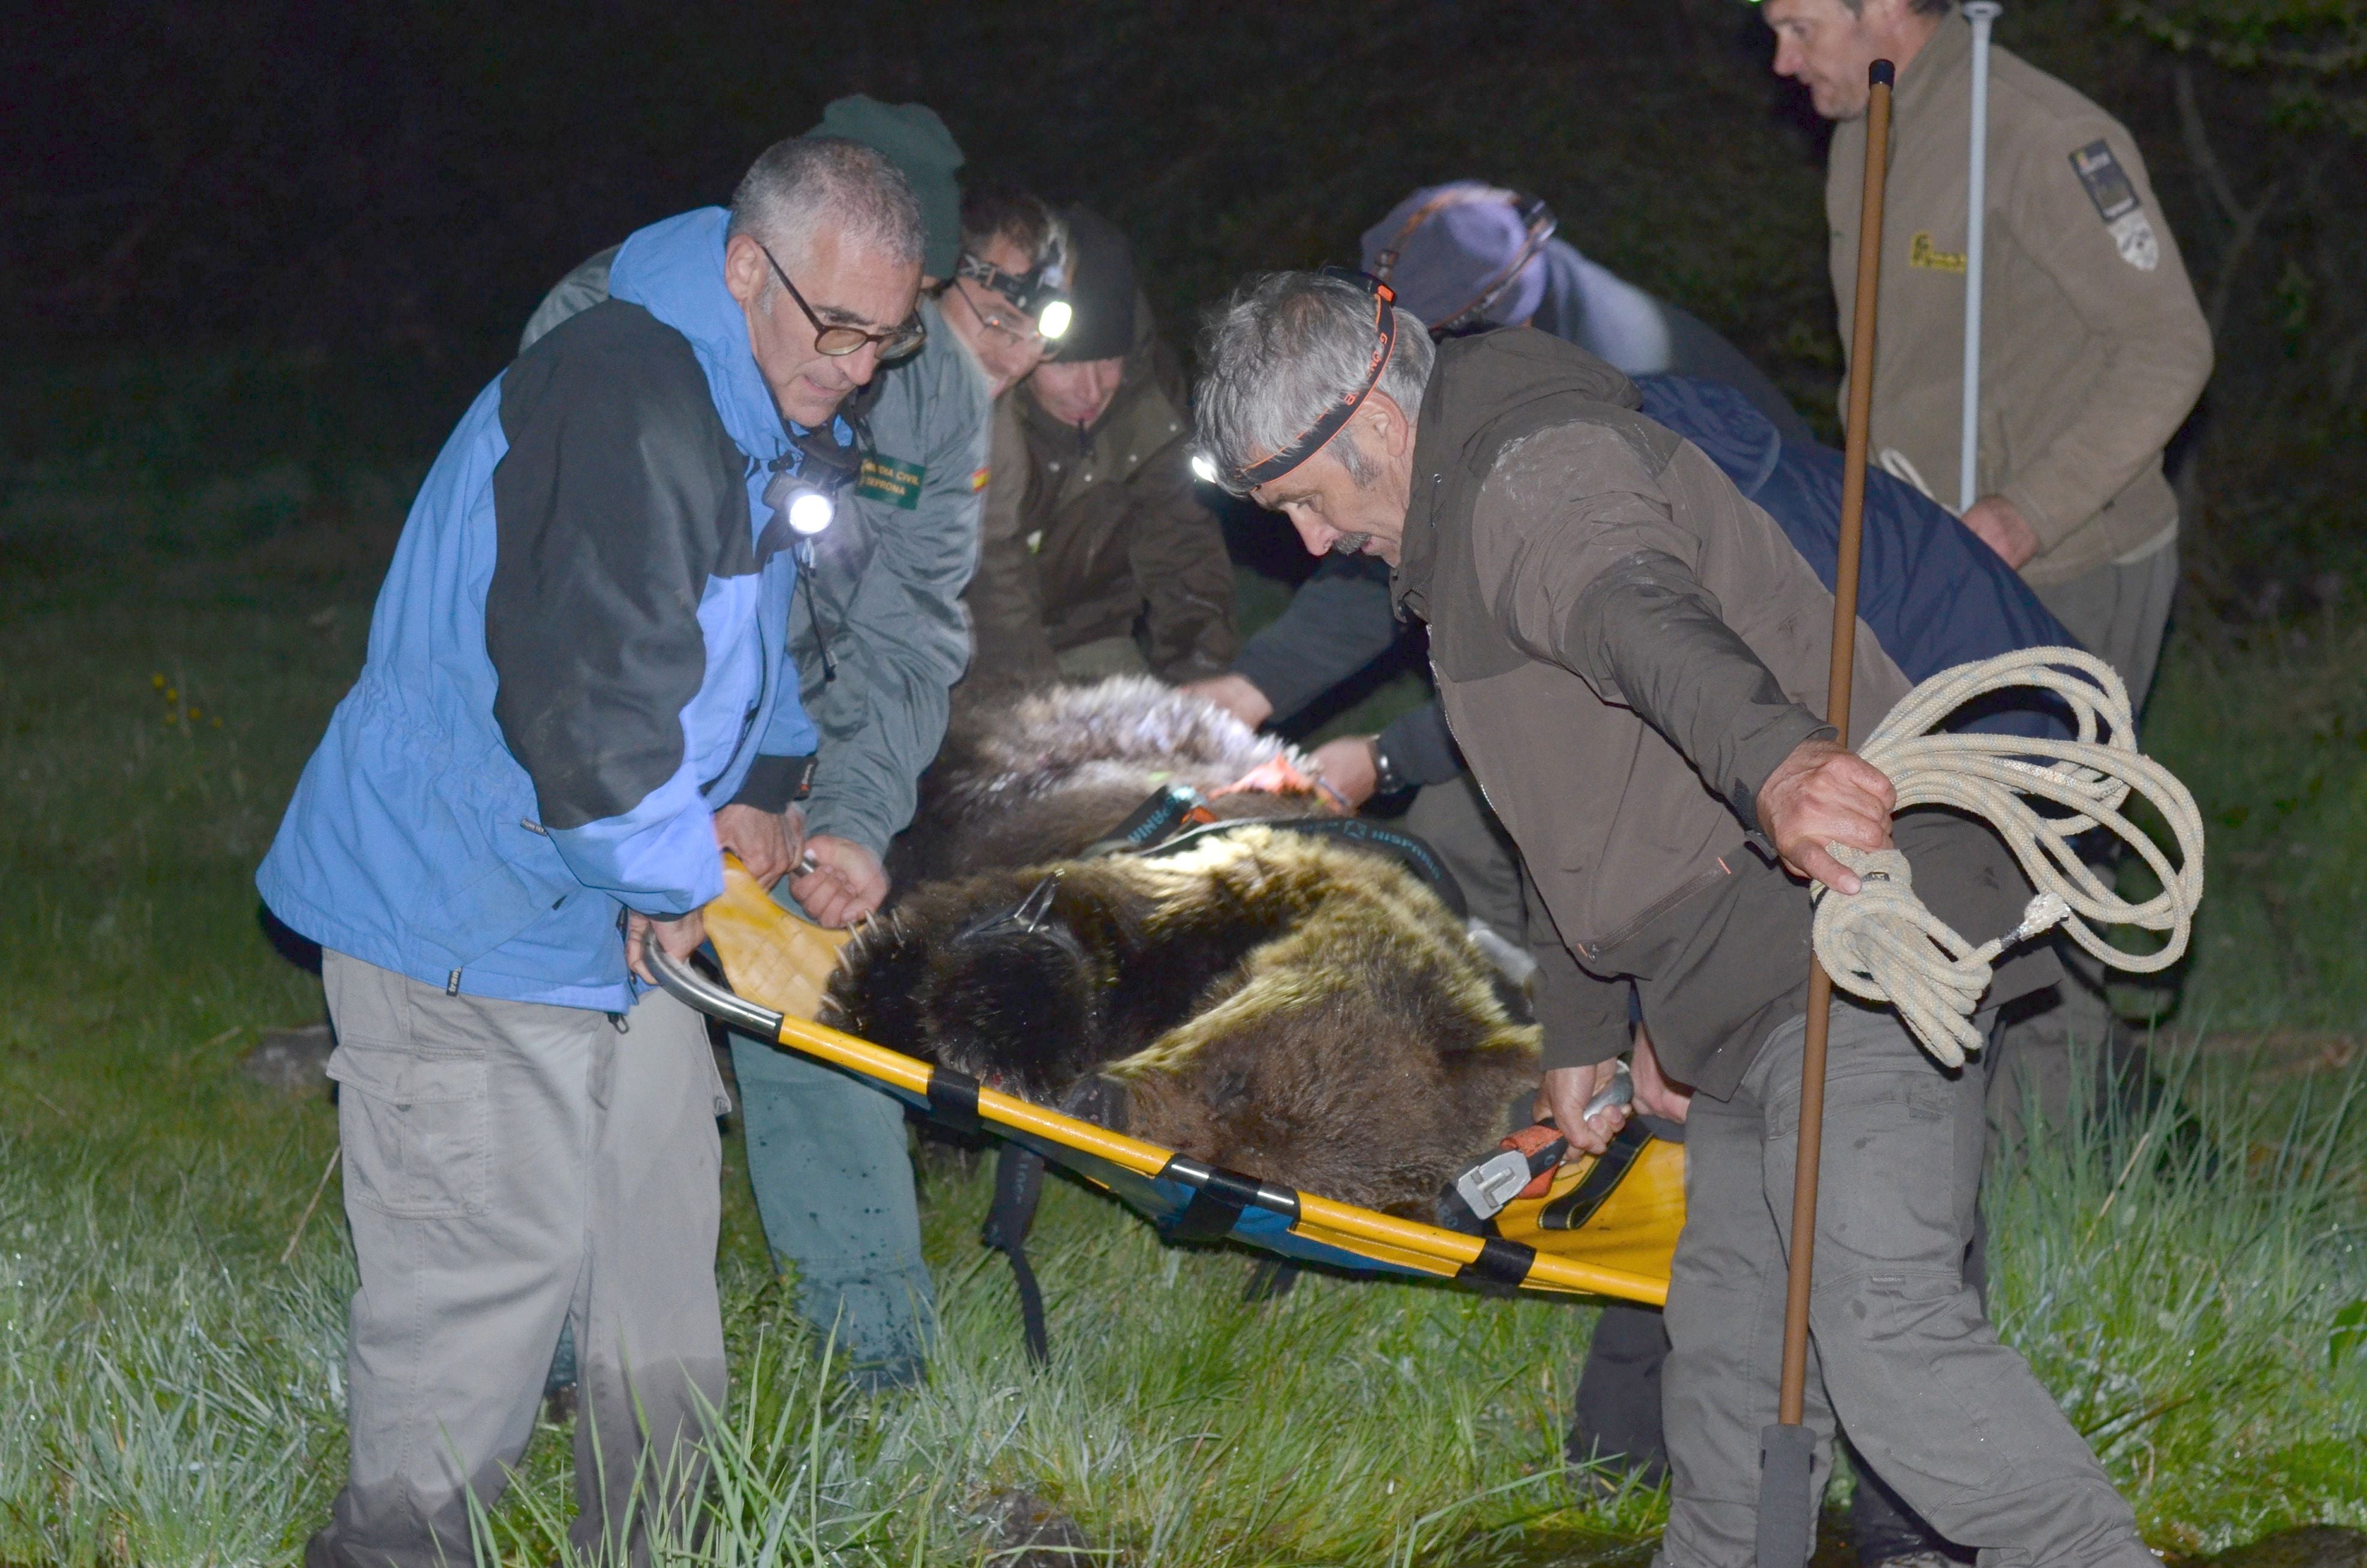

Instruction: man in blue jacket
[258,137,925,1567]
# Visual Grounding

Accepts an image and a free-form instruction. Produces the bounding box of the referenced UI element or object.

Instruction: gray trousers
[728,1036,935,1386]
[1997,541,2179,1139]
[310,952,730,1568]
[1659,1003,2151,1568]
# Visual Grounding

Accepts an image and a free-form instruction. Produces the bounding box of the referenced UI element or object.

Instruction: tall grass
[1988,1058,2367,1554]
[4,379,2363,1561]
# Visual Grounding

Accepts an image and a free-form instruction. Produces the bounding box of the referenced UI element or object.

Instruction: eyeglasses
[757,242,926,360]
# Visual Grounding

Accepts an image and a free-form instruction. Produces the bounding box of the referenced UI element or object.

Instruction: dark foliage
[7,0,2359,612]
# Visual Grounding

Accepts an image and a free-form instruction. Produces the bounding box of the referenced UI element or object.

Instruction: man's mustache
[1330,532,1374,556]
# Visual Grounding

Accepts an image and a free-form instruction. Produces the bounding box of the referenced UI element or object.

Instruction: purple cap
[1360,182,1549,330]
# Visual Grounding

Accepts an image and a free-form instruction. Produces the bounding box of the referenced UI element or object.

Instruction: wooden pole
[1758,56,1894,1568]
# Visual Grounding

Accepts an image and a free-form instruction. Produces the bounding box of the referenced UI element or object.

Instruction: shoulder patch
[2070,141,2158,271]
[970,465,991,492]
[2069,140,2141,223]
[854,453,927,510]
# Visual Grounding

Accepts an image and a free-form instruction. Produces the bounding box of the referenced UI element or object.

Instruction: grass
[2,359,2363,1563]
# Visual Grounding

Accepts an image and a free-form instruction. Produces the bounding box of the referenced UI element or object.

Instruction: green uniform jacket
[967,304,1237,683]
[1827,14,2212,587]
[525,263,990,857]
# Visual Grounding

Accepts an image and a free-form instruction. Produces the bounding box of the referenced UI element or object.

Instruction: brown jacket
[1396,331,2052,1096]
[966,307,1237,683]
[1829,14,2212,586]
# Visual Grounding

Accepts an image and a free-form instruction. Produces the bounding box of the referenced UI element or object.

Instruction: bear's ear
[926,889,1098,1101]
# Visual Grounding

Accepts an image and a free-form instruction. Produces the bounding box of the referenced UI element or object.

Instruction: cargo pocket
[328,1044,492,1217]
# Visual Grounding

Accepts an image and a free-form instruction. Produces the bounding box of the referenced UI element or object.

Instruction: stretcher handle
[644,941,786,1037]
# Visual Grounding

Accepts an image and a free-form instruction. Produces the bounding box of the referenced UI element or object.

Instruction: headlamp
[1216,268,1398,493]
[1189,452,1220,485]
[1369,187,1558,339]
[955,241,1070,337]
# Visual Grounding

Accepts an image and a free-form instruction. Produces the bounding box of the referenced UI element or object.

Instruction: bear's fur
[838,827,1540,1216]
[893,677,1331,881]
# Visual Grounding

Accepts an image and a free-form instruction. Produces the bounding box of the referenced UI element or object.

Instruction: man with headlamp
[261,136,925,1565]
[966,205,1237,684]
[520,106,1072,1390]
[1192,270,2156,1568]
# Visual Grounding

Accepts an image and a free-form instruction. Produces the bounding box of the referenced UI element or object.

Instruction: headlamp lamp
[764,469,837,540]
[955,243,1071,339]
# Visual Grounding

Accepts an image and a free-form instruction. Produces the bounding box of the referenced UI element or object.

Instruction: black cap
[1049,205,1137,362]
[1869,59,1896,86]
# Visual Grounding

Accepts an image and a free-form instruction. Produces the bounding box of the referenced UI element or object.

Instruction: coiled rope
[1811,646,2206,1068]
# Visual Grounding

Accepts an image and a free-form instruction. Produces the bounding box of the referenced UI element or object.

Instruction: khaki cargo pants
[1657,1002,2156,1568]
[307,951,731,1568]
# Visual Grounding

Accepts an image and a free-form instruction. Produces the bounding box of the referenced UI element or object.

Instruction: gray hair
[1193,271,1435,495]
[726,136,925,272]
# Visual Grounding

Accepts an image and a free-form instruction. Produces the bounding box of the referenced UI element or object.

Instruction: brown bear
[831,678,1540,1216]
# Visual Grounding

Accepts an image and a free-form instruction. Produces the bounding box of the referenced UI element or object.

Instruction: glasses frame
[946,271,1054,352]
[757,241,926,360]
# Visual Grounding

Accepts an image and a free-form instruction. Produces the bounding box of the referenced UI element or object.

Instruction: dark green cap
[1051,205,1138,363]
[806,95,965,279]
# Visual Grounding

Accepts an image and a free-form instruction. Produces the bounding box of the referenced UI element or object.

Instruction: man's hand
[713,803,806,889]
[1630,1028,1693,1125]
[1309,735,1379,810]
[1960,495,2040,571]
[1755,737,1896,894]
[1179,673,1274,729]
[1535,1060,1632,1159]
[789,834,890,927]
[626,909,706,985]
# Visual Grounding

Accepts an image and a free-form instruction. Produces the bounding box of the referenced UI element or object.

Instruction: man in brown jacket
[1195,271,2157,1568]
[1771,0,2215,1294]
[966,206,1237,684]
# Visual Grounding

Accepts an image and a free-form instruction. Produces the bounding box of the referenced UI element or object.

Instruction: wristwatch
[1367,735,1411,800]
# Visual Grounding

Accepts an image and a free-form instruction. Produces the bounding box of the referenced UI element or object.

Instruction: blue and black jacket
[258,210,829,1010]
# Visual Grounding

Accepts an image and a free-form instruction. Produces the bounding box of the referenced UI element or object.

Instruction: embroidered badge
[1909,231,1967,274]
[969,465,991,492]
[854,454,926,510]
[2069,139,2159,270]
[2108,211,2160,271]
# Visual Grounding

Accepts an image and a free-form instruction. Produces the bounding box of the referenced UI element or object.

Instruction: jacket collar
[1893,10,1968,121]
[608,207,801,461]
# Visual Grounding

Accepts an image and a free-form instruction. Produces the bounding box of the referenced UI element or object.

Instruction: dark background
[8,0,2361,614]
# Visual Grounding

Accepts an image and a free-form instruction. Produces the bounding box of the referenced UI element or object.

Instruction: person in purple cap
[1361,182,1811,444]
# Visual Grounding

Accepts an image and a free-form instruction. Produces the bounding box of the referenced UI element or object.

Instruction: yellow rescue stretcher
[649,864,1682,1307]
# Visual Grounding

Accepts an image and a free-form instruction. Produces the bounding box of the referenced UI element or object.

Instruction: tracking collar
[1227,267,1399,492]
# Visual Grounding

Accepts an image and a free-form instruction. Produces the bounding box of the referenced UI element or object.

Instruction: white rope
[1811,646,2206,1067]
